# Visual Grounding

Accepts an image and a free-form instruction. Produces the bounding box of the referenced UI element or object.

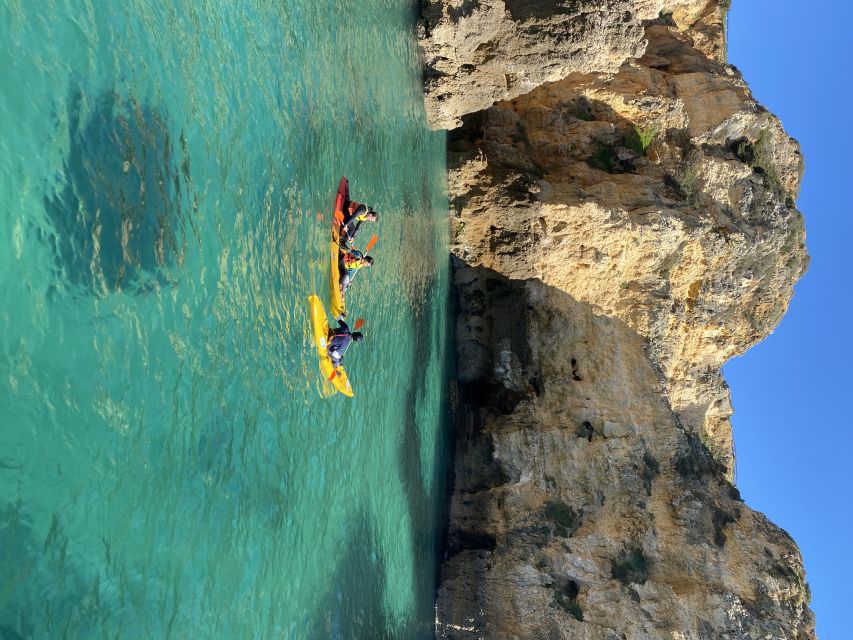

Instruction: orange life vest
[343,250,366,270]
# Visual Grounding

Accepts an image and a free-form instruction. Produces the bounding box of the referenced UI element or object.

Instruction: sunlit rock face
[422,0,815,638]
[418,0,720,130]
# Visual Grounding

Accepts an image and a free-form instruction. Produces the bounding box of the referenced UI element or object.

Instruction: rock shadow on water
[304,516,393,640]
[389,171,458,639]
[0,502,39,636]
[396,262,457,639]
[0,502,116,637]
[44,88,188,295]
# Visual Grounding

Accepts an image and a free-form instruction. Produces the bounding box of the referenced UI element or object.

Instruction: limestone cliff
[419,0,724,130]
[420,0,815,638]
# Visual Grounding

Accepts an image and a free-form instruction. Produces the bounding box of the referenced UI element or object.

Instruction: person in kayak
[339,248,374,296]
[341,202,378,245]
[327,319,363,369]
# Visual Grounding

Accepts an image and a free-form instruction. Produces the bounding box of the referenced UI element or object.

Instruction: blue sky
[724,2,853,638]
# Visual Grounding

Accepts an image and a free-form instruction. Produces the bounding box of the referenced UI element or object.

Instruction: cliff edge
[420,0,815,638]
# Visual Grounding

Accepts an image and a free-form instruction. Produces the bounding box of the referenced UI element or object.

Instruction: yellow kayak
[307,294,353,397]
[329,240,345,320]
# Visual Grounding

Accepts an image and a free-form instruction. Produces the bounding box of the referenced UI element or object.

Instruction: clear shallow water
[0,2,451,638]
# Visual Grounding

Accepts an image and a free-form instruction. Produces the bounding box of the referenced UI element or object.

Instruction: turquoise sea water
[0,2,451,638]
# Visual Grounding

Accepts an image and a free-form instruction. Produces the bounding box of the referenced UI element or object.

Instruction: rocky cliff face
[420,0,815,638]
[419,0,725,130]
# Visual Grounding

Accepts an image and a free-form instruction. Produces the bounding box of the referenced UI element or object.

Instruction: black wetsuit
[341,203,368,243]
[327,320,353,368]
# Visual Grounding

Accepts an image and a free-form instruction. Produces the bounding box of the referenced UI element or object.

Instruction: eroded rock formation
[421,0,815,637]
[419,0,724,129]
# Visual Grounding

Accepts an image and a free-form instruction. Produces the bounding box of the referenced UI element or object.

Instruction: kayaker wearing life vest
[339,249,374,296]
[341,202,378,245]
[327,319,363,369]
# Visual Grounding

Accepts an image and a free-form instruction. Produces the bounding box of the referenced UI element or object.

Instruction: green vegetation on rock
[544,500,581,538]
[611,548,650,585]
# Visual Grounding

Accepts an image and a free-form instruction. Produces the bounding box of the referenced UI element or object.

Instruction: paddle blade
[365,233,378,252]
[329,368,337,381]
[354,318,365,330]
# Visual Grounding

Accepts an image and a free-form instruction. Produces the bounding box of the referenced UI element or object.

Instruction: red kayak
[329,177,349,319]
[331,176,349,242]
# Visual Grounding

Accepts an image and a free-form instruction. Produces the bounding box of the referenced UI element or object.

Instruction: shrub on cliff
[730,130,792,205]
[624,124,659,155]
[544,500,581,538]
[611,548,650,585]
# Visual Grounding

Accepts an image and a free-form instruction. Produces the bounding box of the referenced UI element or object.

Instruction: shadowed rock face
[422,0,816,637]
[439,263,813,639]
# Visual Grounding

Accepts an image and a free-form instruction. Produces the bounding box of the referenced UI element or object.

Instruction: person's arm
[348,220,362,241]
[337,319,350,333]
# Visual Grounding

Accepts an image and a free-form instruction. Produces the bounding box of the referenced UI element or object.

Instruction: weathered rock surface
[419,0,725,129]
[441,269,813,639]
[424,0,815,638]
